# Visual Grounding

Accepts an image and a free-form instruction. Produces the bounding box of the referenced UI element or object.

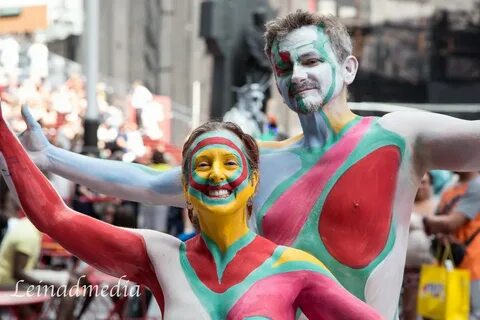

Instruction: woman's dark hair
[182,121,260,227]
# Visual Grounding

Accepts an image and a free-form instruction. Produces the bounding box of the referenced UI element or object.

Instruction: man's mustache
[289,80,321,96]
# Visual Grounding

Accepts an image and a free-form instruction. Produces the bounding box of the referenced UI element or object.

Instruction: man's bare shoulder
[377,110,429,138]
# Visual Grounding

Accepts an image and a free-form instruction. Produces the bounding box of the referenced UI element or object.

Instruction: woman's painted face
[185,130,257,215]
[270,25,344,114]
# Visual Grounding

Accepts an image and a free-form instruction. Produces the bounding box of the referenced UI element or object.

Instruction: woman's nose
[209,162,226,184]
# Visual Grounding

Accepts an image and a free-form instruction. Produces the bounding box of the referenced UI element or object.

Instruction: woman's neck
[198,209,250,254]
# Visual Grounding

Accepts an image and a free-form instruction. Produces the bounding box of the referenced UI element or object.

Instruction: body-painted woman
[0,114,380,319]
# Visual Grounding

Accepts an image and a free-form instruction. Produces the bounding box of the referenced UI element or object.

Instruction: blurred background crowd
[0,0,479,319]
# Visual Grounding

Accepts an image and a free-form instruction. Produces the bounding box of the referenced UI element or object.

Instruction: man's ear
[342,55,358,85]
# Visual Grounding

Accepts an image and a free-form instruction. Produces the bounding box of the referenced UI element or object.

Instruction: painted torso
[254,116,412,318]
[140,230,348,319]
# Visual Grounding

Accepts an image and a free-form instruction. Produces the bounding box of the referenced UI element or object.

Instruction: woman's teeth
[208,189,231,198]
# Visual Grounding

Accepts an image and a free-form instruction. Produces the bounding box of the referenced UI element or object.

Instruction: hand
[18,105,53,170]
[422,216,433,235]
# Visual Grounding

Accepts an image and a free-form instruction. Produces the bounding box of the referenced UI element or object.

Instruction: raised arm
[0,105,158,282]
[379,110,480,172]
[19,106,184,207]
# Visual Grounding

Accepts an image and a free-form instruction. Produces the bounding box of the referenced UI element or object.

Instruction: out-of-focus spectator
[401,172,436,320]
[137,149,173,232]
[424,171,480,319]
[130,81,152,128]
[27,34,49,80]
[0,36,20,77]
[141,99,165,140]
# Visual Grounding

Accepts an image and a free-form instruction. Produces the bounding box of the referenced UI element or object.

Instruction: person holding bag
[423,171,480,319]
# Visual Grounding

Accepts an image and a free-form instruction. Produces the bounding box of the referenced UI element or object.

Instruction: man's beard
[294,95,323,114]
[289,80,323,113]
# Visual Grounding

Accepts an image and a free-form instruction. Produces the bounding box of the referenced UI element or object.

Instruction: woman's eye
[197,162,210,169]
[225,160,238,166]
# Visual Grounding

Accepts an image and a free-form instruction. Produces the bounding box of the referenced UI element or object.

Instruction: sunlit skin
[0,112,382,319]
[17,15,480,319]
[183,130,258,252]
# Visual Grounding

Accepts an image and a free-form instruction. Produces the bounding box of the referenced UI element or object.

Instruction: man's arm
[425,177,480,234]
[19,106,185,207]
[379,110,480,172]
[423,212,468,234]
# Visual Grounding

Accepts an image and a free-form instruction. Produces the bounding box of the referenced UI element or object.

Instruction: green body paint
[179,242,333,319]
[257,117,407,299]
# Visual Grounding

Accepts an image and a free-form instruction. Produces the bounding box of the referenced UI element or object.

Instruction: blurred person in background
[424,171,480,319]
[130,80,152,128]
[0,201,76,320]
[401,172,437,320]
[138,149,174,233]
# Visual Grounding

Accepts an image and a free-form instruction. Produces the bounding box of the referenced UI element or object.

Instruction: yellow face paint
[185,130,257,217]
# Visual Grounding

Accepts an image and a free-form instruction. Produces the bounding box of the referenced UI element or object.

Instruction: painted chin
[291,93,323,114]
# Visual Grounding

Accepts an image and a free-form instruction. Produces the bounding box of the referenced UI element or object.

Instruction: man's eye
[304,59,320,66]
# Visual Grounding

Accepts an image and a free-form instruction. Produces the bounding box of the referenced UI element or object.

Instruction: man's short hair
[264,10,352,64]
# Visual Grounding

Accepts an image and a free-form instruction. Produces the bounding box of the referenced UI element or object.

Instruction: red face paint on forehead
[190,137,246,161]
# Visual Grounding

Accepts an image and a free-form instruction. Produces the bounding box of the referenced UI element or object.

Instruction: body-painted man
[17,10,480,319]
[0,117,380,319]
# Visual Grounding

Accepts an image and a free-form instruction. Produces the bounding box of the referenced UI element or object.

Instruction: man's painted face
[185,130,256,216]
[270,25,344,114]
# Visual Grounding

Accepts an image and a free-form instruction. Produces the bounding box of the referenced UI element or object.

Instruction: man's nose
[291,64,307,82]
[209,162,226,184]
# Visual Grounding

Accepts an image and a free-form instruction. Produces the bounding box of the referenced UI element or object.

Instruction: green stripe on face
[190,144,243,185]
[188,179,251,206]
[314,26,337,106]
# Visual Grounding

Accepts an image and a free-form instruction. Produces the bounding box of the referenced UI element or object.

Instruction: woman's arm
[0,105,155,283]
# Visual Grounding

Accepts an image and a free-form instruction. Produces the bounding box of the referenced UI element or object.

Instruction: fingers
[21,105,39,130]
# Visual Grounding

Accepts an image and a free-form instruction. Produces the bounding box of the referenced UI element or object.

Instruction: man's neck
[298,90,357,149]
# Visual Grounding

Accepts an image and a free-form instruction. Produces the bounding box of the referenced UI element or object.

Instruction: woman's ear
[182,176,189,199]
[250,170,259,188]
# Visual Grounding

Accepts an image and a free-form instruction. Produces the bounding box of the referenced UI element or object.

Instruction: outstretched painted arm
[379,110,480,172]
[0,106,156,283]
[19,106,185,207]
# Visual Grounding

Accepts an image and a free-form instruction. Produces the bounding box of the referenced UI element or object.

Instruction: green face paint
[270,25,344,113]
[185,130,254,212]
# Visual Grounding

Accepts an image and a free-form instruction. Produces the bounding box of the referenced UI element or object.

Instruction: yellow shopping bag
[417,263,470,320]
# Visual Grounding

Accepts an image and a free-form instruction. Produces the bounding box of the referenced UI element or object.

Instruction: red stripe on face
[188,137,249,194]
